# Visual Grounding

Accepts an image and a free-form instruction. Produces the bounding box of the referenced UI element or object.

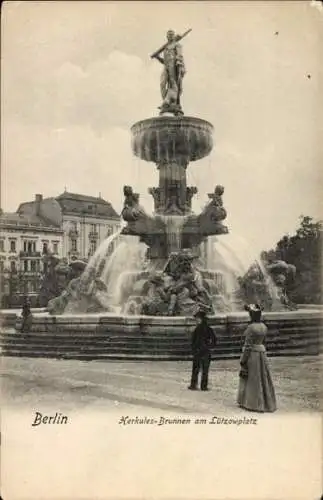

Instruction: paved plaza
[1,354,321,413]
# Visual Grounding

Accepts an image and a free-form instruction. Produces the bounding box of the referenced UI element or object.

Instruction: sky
[1,0,323,255]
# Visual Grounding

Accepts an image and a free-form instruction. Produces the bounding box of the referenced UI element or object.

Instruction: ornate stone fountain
[39,29,297,317]
[1,29,321,361]
[108,29,231,316]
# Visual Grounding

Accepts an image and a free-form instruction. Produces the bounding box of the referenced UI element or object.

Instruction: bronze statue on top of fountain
[151,29,191,116]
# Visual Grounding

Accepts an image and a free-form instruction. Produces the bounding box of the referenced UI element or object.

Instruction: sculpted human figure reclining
[140,250,214,316]
[47,260,110,315]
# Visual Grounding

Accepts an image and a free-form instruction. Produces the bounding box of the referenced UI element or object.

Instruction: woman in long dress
[237,304,277,412]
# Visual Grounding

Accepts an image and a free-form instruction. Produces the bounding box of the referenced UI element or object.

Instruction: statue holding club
[151,29,191,116]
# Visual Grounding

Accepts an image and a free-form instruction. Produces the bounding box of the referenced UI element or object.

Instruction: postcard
[1,1,322,499]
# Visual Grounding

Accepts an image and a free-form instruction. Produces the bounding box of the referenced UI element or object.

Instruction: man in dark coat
[188,310,217,391]
[21,296,33,333]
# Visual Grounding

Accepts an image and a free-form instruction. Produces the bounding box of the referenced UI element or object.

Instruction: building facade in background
[17,191,120,262]
[0,210,64,305]
[0,211,64,274]
[0,191,120,307]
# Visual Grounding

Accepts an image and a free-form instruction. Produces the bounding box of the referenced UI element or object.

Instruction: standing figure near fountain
[151,29,190,116]
[188,310,217,391]
[237,304,277,412]
[20,296,33,333]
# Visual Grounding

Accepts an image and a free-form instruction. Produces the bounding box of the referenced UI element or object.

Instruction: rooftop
[0,212,62,230]
[55,191,119,218]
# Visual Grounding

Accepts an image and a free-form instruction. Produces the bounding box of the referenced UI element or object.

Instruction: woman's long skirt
[238,350,277,413]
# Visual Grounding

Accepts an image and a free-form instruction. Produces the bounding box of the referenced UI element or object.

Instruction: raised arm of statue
[151,29,191,116]
[155,54,164,65]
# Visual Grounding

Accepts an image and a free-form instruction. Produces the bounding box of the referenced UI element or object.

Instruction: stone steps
[0,348,319,362]
[0,330,321,360]
[0,308,322,361]
[0,335,319,351]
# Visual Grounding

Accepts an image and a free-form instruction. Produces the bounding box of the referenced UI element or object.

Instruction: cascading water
[161,215,186,255]
[208,233,288,310]
[83,229,122,280]
[102,236,148,304]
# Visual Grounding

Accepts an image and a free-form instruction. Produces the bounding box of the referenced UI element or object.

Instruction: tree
[267,216,322,304]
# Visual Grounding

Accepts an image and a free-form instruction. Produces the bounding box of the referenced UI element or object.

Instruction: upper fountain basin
[131,116,214,163]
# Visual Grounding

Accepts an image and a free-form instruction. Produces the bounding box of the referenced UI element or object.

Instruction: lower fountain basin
[1,308,322,361]
[131,116,214,163]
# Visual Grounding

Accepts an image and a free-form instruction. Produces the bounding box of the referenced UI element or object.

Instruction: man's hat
[194,309,207,319]
[244,304,262,313]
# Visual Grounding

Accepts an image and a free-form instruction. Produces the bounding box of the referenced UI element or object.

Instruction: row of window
[69,222,98,232]
[0,225,118,257]
[68,222,118,234]
[0,240,17,253]
[0,260,16,272]
[70,239,97,254]
[0,260,42,272]
[0,240,59,254]
[1,280,40,294]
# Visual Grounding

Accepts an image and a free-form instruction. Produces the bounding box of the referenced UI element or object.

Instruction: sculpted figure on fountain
[122,185,146,222]
[236,256,298,311]
[236,264,273,311]
[151,29,190,116]
[141,272,170,316]
[181,185,229,249]
[185,186,198,212]
[121,185,167,256]
[206,185,227,223]
[139,250,213,316]
[196,185,228,236]
[265,257,297,310]
[38,254,63,307]
[46,260,111,315]
[148,187,162,213]
[47,259,87,314]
